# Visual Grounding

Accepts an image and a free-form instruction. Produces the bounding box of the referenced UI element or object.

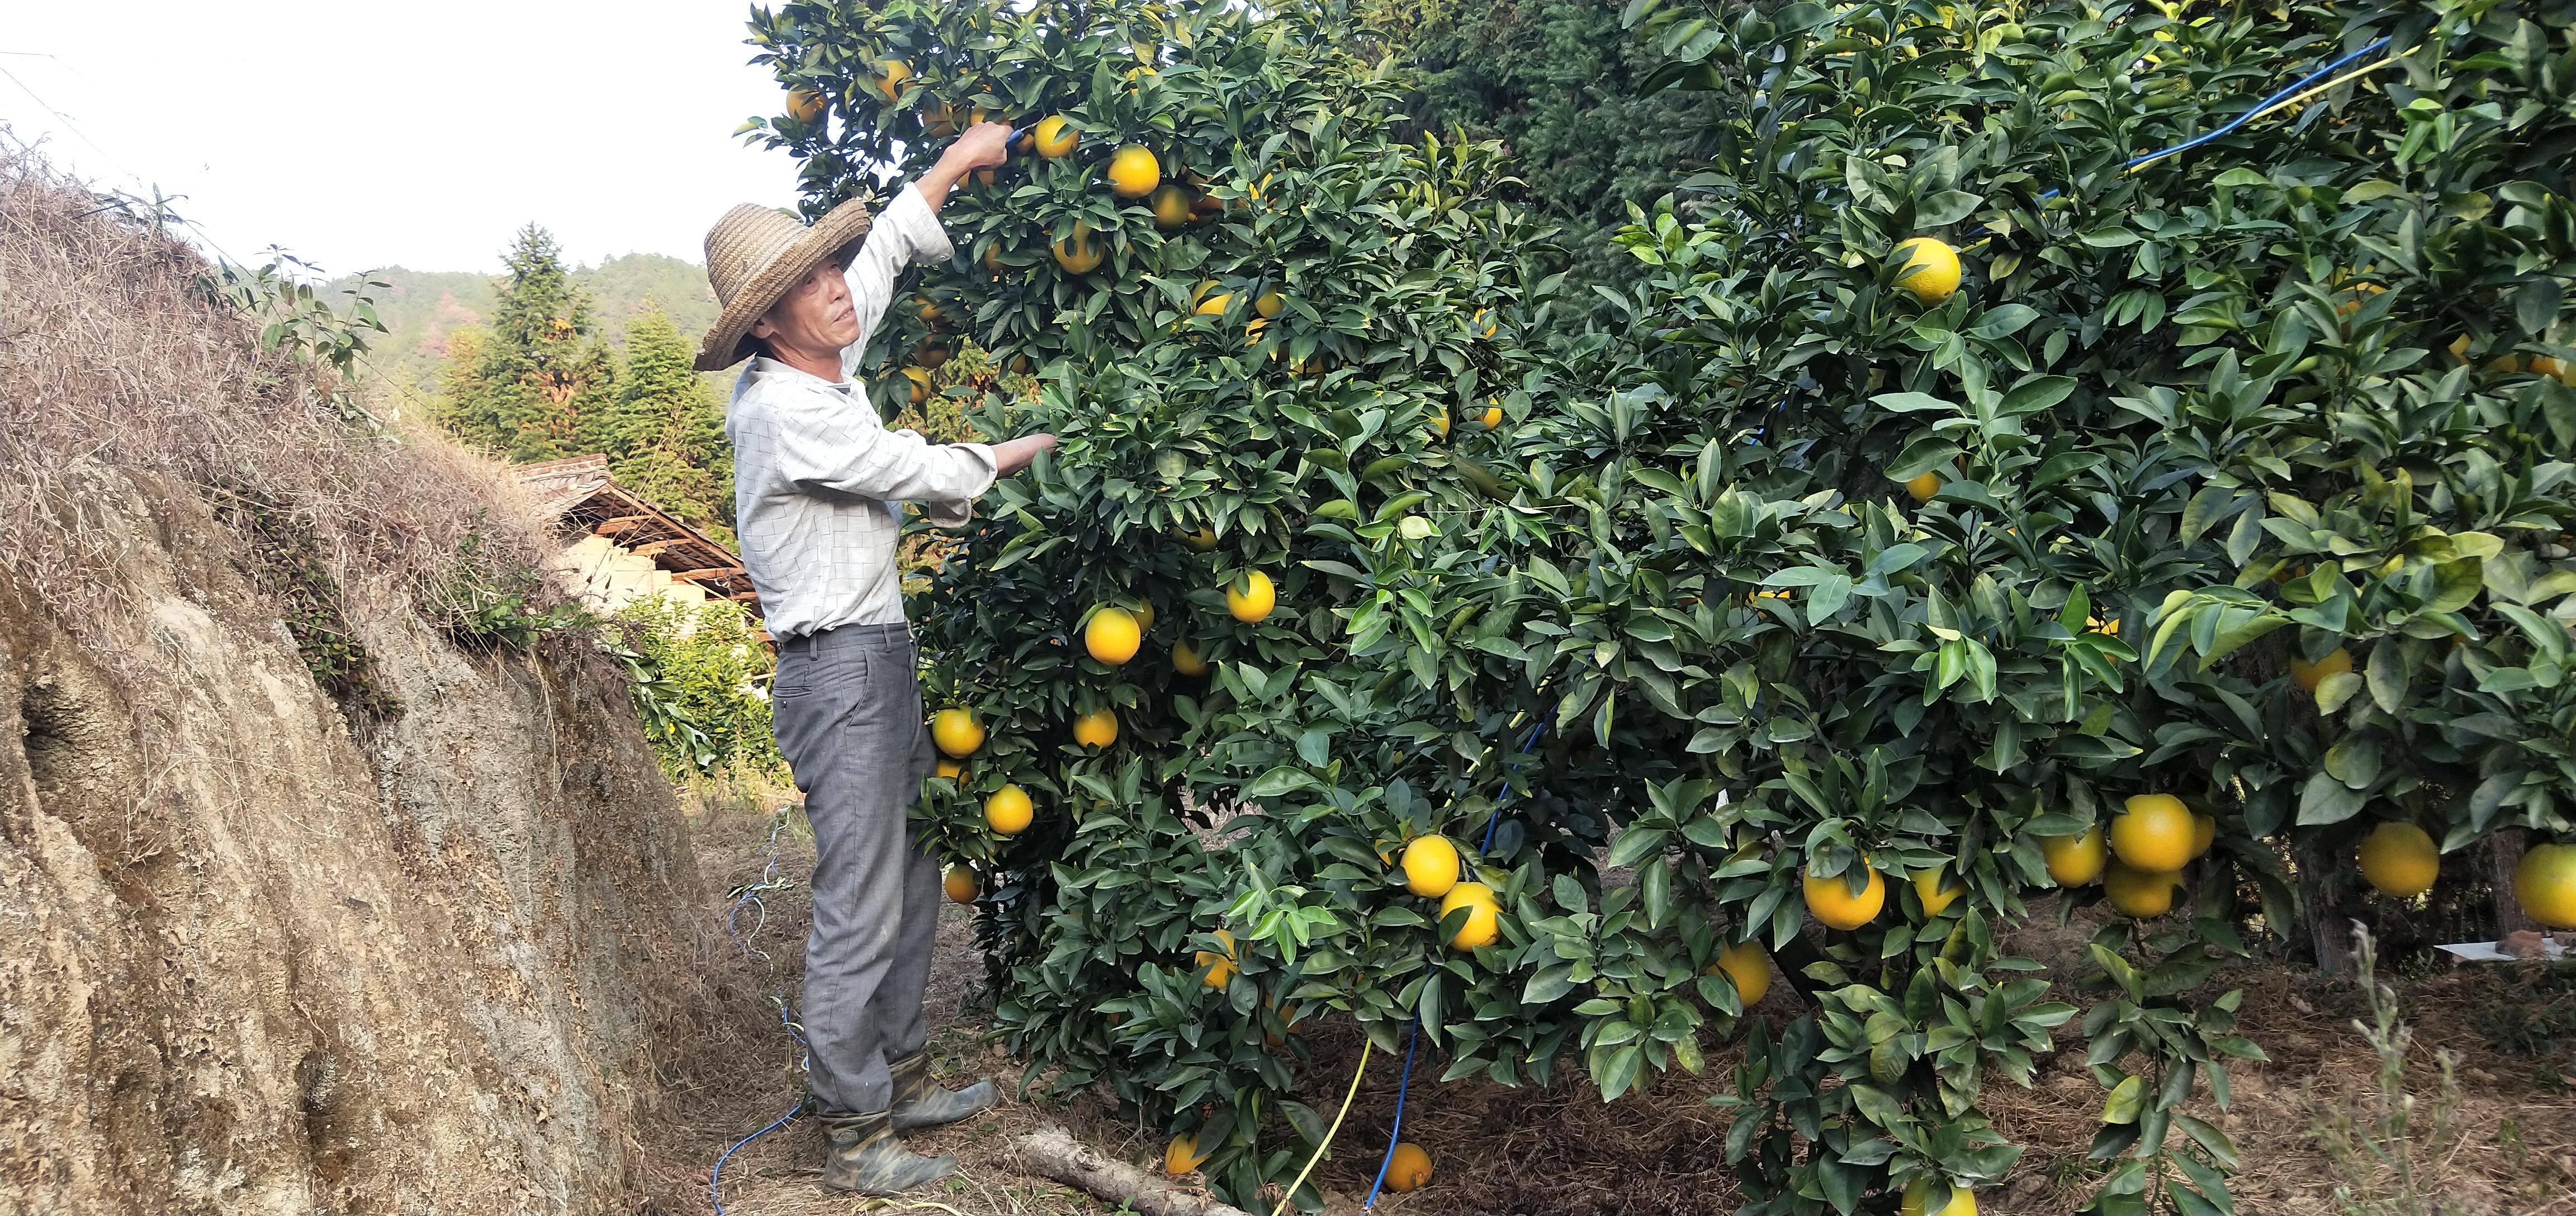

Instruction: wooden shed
[514,454,761,625]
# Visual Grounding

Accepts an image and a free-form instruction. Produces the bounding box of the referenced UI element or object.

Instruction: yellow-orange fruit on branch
[2042,826,2106,886]
[1803,863,1885,929]
[1712,940,1772,1006]
[2359,821,2439,898]
[1401,835,1461,897]
[2110,794,2196,872]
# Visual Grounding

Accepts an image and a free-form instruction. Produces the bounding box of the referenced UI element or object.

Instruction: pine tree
[610,305,733,538]
[436,225,604,460]
[566,336,622,458]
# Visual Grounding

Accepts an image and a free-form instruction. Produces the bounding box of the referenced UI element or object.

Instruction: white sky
[0,1,805,275]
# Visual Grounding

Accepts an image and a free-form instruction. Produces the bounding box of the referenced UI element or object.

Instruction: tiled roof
[514,455,760,619]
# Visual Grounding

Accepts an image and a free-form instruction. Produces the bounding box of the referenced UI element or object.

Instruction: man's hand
[991,433,1058,477]
[915,122,1015,212]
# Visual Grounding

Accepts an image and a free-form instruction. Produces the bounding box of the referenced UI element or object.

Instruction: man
[694,120,1053,1194]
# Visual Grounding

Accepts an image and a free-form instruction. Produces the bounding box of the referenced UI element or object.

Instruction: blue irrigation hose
[710,813,813,1216]
[2032,36,2393,201]
[1365,712,1548,1209]
[1362,1001,1426,1209]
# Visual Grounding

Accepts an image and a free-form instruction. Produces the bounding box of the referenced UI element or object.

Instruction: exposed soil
[670,792,2576,1216]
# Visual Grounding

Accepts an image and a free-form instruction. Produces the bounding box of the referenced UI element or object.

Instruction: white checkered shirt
[726,185,997,638]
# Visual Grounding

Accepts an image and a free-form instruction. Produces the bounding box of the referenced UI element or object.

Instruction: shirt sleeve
[839,183,955,381]
[765,389,998,505]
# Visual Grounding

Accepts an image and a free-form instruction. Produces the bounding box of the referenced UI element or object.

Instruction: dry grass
[0,133,564,685]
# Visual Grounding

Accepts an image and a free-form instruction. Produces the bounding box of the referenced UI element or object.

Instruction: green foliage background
[617,597,786,780]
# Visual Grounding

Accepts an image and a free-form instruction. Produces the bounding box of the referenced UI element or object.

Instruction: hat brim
[694,198,878,372]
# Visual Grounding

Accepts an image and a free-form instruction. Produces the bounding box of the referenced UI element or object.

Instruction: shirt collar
[749,354,854,393]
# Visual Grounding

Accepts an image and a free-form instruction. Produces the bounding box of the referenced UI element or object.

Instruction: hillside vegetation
[341,250,719,404]
[0,142,721,1216]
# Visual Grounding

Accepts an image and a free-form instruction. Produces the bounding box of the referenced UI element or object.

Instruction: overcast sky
[1,1,805,275]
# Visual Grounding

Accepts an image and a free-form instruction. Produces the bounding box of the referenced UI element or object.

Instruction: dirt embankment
[0,142,715,1214]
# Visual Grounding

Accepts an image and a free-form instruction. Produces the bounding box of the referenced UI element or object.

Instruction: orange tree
[746,1,1589,1208]
[1589,0,2575,1212]
[741,0,2576,1212]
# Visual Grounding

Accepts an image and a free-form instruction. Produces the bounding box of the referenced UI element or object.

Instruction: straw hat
[693,198,876,371]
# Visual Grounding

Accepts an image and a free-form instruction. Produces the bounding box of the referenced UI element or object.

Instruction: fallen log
[1012,1123,1254,1216]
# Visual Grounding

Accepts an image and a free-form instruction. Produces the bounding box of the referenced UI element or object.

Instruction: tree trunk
[2298,835,2355,975]
[2492,828,2535,937]
[1014,1124,1255,1216]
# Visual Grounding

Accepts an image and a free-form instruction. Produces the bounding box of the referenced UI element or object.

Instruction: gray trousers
[770,623,941,1115]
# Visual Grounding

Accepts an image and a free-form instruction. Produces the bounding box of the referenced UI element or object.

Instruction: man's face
[750,262,859,355]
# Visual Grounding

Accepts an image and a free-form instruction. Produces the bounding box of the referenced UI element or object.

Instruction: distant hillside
[343,253,719,408]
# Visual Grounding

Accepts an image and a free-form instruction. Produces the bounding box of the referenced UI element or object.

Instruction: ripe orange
[2110,794,2196,872]
[1254,290,1284,319]
[1914,866,1962,918]
[1903,470,1942,502]
[934,758,964,780]
[1194,928,1237,987]
[1150,184,1195,229]
[1470,308,1498,338]
[1107,144,1161,198]
[1171,639,1210,676]
[1474,401,1503,429]
[1031,115,1077,158]
[1195,292,1233,316]
[1427,410,1451,438]
[1438,881,1501,949]
[1166,1133,1213,1175]
[1901,1178,1978,1216]
[2517,842,2576,928]
[1050,222,1102,274]
[901,365,931,405]
[2189,812,2217,859]
[1400,835,1461,897]
[1385,1142,1433,1192]
[2103,860,2180,918]
[1072,707,1119,748]
[1130,601,1156,633]
[869,59,913,101]
[1713,940,1772,1006]
[1182,525,1219,552]
[2040,826,2106,886]
[786,87,826,122]
[930,707,984,758]
[943,865,978,905]
[913,341,949,369]
[1803,863,1886,930]
[2359,821,2438,898]
[984,784,1034,835]
[1895,236,1963,305]
[2290,647,2354,693]
[1226,571,1276,623]
[1084,605,1142,664]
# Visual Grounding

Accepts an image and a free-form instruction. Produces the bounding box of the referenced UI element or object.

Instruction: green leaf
[2101,1074,2147,1124]
[2296,771,2366,826]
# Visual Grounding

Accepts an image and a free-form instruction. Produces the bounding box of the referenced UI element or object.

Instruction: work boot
[820,1109,957,1195]
[888,1050,1000,1132]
